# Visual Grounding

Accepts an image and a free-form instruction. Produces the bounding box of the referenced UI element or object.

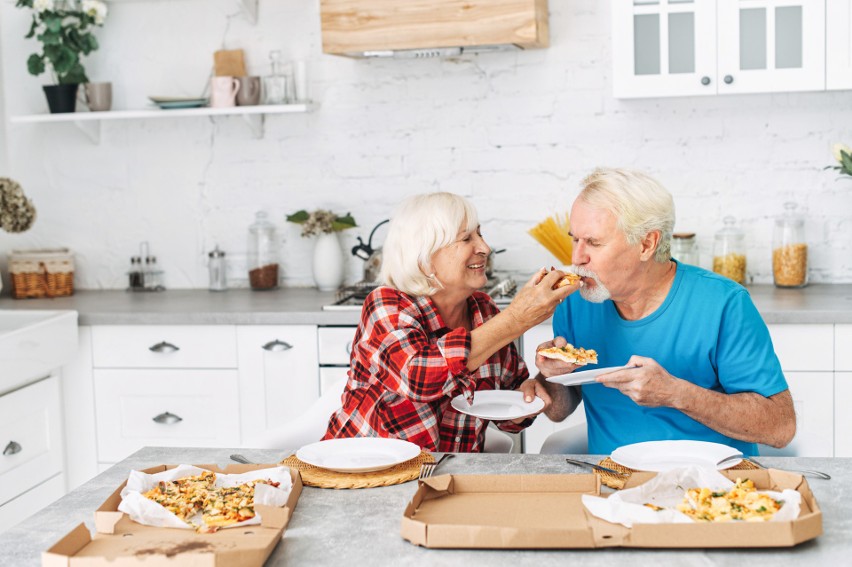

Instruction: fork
[564,458,631,477]
[748,457,831,480]
[419,453,455,480]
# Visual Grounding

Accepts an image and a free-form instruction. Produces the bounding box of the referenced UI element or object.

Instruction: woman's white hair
[380,192,479,297]
[578,168,675,262]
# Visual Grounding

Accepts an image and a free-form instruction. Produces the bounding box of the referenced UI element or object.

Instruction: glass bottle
[772,202,808,288]
[247,211,279,290]
[208,245,227,291]
[263,50,289,105]
[670,232,699,267]
[712,216,747,284]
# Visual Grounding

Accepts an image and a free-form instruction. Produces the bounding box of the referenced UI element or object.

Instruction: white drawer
[92,325,237,369]
[94,369,241,463]
[836,325,852,371]
[0,377,63,507]
[318,327,357,365]
[766,324,833,372]
[0,473,64,534]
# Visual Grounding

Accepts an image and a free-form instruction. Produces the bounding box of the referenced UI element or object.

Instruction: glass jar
[208,245,227,291]
[263,50,289,105]
[247,211,279,290]
[671,232,699,266]
[712,216,747,284]
[772,202,808,288]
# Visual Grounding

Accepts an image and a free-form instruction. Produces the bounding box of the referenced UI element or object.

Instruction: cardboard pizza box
[42,463,302,567]
[401,469,822,549]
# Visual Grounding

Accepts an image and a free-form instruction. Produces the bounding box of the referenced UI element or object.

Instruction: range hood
[320,0,549,58]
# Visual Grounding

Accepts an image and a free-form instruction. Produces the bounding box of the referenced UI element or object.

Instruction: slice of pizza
[552,272,582,289]
[537,343,598,366]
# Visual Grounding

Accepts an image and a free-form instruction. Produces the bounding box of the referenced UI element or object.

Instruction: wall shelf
[9,103,311,143]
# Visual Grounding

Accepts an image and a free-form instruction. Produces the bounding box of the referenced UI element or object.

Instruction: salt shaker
[208,246,227,291]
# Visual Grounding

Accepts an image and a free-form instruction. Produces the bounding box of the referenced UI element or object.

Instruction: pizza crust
[537,343,598,366]
[552,272,582,289]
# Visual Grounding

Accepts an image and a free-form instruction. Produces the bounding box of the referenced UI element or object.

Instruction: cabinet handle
[152,412,183,425]
[149,341,180,353]
[345,341,353,355]
[262,339,293,352]
[724,75,734,84]
[3,441,22,456]
[701,76,711,86]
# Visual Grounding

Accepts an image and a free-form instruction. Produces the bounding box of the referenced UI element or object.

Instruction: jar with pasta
[712,216,747,285]
[772,202,808,288]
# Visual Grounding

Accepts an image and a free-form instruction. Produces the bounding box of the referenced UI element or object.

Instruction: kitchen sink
[0,310,78,396]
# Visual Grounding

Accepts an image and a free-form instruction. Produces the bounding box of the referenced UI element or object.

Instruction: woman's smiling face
[430,224,491,294]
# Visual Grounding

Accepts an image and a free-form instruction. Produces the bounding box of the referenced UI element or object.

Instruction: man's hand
[535,336,581,378]
[595,355,682,407]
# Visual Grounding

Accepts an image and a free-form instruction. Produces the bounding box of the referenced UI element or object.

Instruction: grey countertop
[0,447,848,566]
[1,284,852,325]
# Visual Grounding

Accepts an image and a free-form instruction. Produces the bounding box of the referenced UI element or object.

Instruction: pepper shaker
[208,246,227,291]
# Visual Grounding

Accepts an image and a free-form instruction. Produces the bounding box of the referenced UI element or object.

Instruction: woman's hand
[502,269,576,330]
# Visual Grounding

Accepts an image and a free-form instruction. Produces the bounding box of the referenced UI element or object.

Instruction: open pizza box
[401,469,822,549]
[42,464,302,567]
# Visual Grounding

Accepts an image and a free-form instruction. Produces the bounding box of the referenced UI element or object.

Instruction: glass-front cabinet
[827,0,852,90]
[612,0,828,98]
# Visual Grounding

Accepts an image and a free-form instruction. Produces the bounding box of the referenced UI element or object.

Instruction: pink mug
[210,76,240,108]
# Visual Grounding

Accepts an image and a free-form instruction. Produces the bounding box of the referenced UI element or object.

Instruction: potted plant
[287,209,357,291]
[16,0,108,113]
[828,143,852,179]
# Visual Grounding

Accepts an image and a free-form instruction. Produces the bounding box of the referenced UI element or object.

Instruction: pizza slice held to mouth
[537,343,598,366]
[551,272,582,289]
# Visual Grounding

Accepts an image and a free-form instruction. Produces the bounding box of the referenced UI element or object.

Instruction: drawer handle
[345,341,353,355]
[153,412,183,425]
[3,441,22,456]
[262,339,293,352]
[149,341,180,353]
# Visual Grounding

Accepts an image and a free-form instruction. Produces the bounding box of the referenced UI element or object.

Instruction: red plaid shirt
[323,286,531,452]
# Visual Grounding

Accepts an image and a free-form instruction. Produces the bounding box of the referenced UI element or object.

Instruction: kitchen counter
[0,447,848,566]
[1,284,852,325]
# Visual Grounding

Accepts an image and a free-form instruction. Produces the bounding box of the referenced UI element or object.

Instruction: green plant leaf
[47,44,76,75]
[332,213,357,231]
[38,29,61,45]
[286,210,309,223]
[26,53,45,76]
[62,63,88,84]
[43,13,62,33]
[25,15,37,39]
[841,151,852,175]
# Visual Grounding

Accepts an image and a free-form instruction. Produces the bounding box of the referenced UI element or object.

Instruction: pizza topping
[552,272,582,289]
[676,478,783,522]
[537,343,598,366]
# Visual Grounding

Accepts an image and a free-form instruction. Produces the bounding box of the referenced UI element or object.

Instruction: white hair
[578,168,675,262]
[380,192,480,297]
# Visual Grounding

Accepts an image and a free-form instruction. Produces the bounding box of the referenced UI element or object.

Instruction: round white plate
[450,390,544,421]
[296,437,421,473]
[546,365,635,387]
[611,440,743,472]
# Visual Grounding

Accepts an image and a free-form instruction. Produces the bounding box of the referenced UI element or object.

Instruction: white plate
[450,390,544,421]
[546,365,635,387]
[296,437,421,473]
[611,440,743,472]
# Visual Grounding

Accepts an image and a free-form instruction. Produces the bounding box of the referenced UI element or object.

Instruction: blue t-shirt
[552,261,788,456]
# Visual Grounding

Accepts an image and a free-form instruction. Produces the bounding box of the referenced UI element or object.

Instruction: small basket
[8,248,75,299]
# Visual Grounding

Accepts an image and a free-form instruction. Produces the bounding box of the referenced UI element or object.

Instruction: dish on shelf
[148,96,209,109]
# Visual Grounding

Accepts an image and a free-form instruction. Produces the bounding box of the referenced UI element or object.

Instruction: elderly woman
[323,192,577,452]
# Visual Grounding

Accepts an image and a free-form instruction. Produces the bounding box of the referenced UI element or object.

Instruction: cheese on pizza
[676,478,783,522]
[537,343,598,366]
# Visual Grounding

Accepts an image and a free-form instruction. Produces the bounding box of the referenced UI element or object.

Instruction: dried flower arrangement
[0,178,37,233]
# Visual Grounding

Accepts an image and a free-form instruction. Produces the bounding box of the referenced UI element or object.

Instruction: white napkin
[582,466,801,528]
[118,464,293,529]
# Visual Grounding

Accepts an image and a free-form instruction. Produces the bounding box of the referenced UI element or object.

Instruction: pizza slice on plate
[537,343,598,366]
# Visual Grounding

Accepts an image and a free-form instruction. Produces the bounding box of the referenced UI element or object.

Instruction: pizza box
[42,463,302,567]
[401,468,822,549]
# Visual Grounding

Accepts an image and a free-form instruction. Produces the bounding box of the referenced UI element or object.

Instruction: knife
[565,458,630,477]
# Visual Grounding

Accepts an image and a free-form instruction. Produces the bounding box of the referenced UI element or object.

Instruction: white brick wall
[0,0,850,290]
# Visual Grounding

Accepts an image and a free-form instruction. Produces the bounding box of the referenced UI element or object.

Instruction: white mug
[210,76,240,108]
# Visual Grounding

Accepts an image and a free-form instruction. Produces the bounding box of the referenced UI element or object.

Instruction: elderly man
[522,168,795,456]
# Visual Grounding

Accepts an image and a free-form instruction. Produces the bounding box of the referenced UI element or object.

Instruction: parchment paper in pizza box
[118,464,293,529]
[582,465,801,528]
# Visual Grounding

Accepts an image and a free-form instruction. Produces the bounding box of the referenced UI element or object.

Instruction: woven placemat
[595,456,762,490]
[280,451,435,489]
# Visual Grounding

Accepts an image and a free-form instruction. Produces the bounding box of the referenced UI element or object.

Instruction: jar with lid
[247,211,279,290]
[772,202,808,288]
[208,245,227,291]
[670,232,699,267]
[712,216,747,284]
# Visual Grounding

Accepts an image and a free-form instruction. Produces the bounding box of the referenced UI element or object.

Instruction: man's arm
[597,356,796,447]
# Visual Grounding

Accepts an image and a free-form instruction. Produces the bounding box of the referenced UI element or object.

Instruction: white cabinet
[835,324,852,371]
[237,326,320,444]
[317,326,356,394]
[835,372,852,456]
[612,0,827,98]
[826,0,852,89]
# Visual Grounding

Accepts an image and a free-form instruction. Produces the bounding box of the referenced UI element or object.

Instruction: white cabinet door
[92,325,237,369]
[827,0,852,89]
[612,0,717,98]
[758,371,833,457]
[717,0,826,94]
[835,324,852,371]
[0,474,64,535]
[767,324,833,371]
[237,326,320,444]
[835,372,852,456]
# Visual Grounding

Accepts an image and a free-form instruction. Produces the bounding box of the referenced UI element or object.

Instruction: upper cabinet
[612,0,830,98]
[827,0,852,90]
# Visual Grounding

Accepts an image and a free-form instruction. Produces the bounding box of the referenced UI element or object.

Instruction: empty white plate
[611,440,743,472]
[450,390,544,421]
[546,365,635,387]
[296,437,421,473]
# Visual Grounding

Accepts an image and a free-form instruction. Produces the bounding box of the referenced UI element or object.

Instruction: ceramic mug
[236,76,261,106]
[82,82,112,112]
[210,76,241,108]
